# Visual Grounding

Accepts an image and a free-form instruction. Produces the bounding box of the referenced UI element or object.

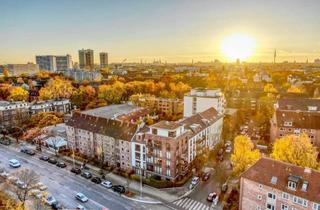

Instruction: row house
[0,101,30,127]
[30,99,71,115]
[131,107,223,181]
[240,157,320,210]
[66,111,138,170]
[270,98,320,146]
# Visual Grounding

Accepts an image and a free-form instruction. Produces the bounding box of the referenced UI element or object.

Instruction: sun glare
[221,34,256,61]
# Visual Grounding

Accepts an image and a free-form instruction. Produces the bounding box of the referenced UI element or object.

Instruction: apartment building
[184,88,226,117]
[270,98,320,146]
[36,55,72,72]
[0,101,30,127]
[79,49,94,70]
[240,157,320,210]
[100,52,108,68]
[134,95,183,115]
[30,99,71,115]
[131,107,223,181]
[7,63,40,76]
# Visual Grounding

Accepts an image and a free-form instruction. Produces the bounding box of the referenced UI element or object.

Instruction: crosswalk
[173,197,210,210]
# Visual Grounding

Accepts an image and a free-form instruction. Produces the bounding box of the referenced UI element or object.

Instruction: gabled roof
[278,98,320,111]
[241,158,320,203]
[66,112,137,141]
[275,110,320,129]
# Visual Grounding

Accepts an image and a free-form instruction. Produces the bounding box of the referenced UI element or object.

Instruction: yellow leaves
[98,81,125,104]
[31,112,64,128]
[0,83,12,100]
[39,76,75,100]
[263,83,278,94]
[287,85,305,93]
[231,135,261,176]
[8,87,29,101]
[271,134,318,169]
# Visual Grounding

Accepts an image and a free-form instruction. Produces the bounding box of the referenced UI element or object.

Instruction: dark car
[112,185,126,194]
[26,149,35,156]
[91,177,102,184]
[56,162,67,168]
[20,148,28,153]
[39,155,49,161]
[81,172,92,179]
[48,158,57,164]
[202,172,211,181]
[51,201,63,210]
[71,167,82,175]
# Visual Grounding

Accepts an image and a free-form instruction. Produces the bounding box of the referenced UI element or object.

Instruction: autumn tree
[8,169,40,209]
[231,135,261,176]
[271,134,318,169]
[8,87,29,101]
[98,81,125,104]
[39,76,74,100]
[71,85,96,110]
[31,112,64,128]
[86,98,108,110]
[3,68,10,77]
[0,83,11,100]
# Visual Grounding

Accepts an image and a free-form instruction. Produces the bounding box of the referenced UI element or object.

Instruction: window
[256,206,261,210]
[257,195,262,200]
[166,169,171,176]
[281,204,288,210]
[282,192,289,200]
[267,204,275,210]
[288,181,297,190]
[293,196,308,207]
[313,203,320,210]
[268,193,276,200]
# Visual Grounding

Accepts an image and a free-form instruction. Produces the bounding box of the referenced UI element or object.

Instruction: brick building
[240,157,320,210]
[270,98,320,146]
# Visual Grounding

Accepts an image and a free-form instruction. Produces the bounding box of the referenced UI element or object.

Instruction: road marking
[174,199,184,206]
[182,198,193,208]
[185,199,196,209]
[173,197,209,210]
[188,200,198,209]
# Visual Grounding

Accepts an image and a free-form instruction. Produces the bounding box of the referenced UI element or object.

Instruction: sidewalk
[6,138,184,204]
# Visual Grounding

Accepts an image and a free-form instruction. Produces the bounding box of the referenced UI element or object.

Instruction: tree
[3,68,10,77]
[263,83,278,95]
[8,87,29,101]
[0,191,24,210]
[8,169,40,209]
[271,134,318,169]
[287,85,305,93]
[86,98,107,110]
[98,81,125,104]
[31,112,64,128]
[71,85,96,110]
[0,83,11,100]
[231,135,261,176]
[39,77,74,100]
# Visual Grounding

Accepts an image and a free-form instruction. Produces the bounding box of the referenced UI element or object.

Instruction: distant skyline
[1,0,320,64]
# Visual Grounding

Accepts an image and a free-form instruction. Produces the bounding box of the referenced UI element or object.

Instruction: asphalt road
[0,145,171,210]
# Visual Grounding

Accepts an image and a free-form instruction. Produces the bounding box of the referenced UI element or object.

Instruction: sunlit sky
[1,0,320,64]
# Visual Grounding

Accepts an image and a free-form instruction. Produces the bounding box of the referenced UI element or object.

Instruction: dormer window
[308,106,317,111]
[284,121,293,127]
[301,180,308,192]
[288,181,297,190]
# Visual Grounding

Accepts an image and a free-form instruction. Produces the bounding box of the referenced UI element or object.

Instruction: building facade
[62,69,102,82]
[30,99,71,115]
[7,63,39,76]
[0,101,30,128]
[240,157,320,210]
[184,89,226,117]
[79,49,94,70]
[100,52,108,68]
[36,55,72,72]
[270,98,320,146]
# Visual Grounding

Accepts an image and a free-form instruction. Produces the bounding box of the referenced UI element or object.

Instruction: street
[0,144,170,210]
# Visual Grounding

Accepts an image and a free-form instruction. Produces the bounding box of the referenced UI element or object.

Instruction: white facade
[184,89,226,117]
[36,55,72,72]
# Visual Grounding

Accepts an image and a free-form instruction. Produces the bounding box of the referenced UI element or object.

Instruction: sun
[221,34,256,61]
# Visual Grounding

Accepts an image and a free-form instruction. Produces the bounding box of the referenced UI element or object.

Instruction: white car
[75,192,89,202]
[101,181,112,188]
[16,180,27,189]
[191,177,200,185]
[29,189,43,199]
[9,159,21,168]
[76,205,86,210]
[0,171,9,178]
[225,146,232,153]
[45,195,56,205]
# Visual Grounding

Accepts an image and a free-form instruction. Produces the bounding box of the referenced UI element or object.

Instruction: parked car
[39,155,49,161]
[0,139,10,145]
[76,205,86,210]
[202,172,211,181]
[191,177,200,185]
[29,189,43,198]
[71,167,81,175]
[45,195,57,205]
[56,162,67,168]
[26,149,35,155]
[81,172,92,179]
[9,159,21,168]
[207,192,219,205]
[16,180,27,189]
[48,158,57,164]
[0,171,9,179]
[75,193,89,202]
[225,141,232,147]
[101,181,112,188]
[112,185,126,194]
[34,182,47,191]
[52,201,63,210]
[91,177,102,184]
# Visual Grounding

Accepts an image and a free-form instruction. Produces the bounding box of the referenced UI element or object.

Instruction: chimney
[304,168,312,174]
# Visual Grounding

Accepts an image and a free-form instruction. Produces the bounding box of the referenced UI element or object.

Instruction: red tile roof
[242,157,320,203]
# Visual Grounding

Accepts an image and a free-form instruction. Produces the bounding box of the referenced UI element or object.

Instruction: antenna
[274,49,277,64]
